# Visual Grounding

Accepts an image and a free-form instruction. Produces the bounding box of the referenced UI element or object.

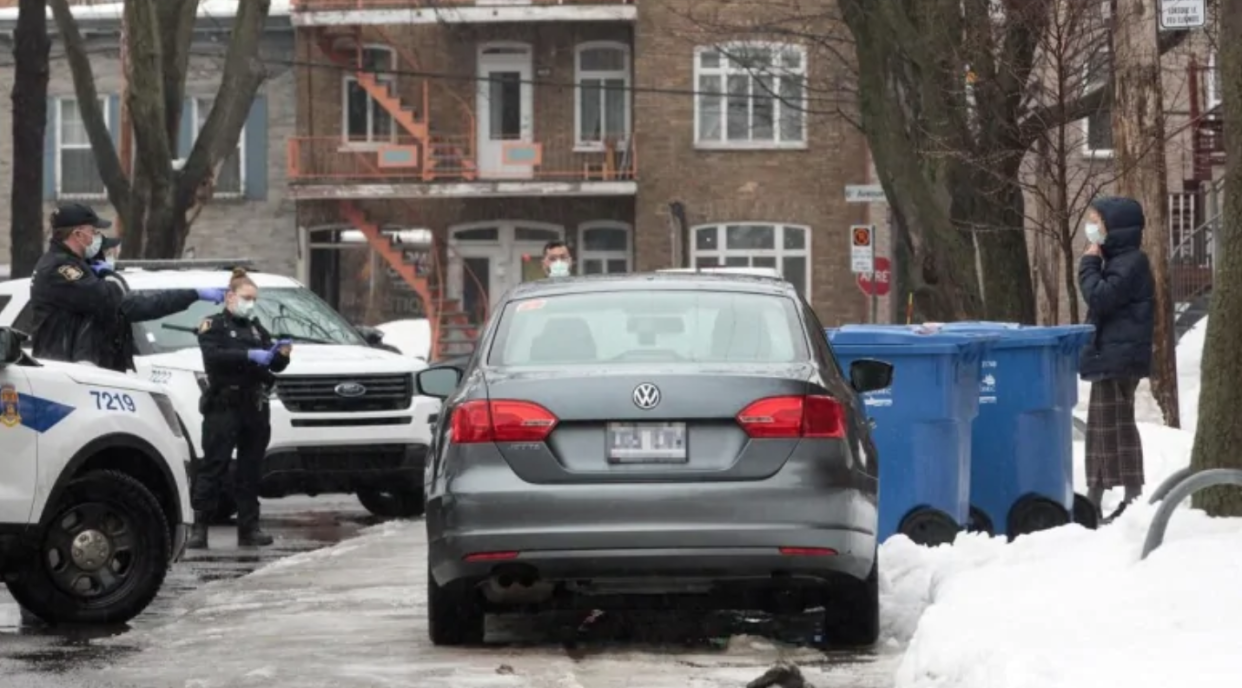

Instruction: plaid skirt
[1085,377,1144,489]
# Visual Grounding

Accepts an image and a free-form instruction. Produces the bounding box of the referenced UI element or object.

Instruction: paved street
[1,497,900,688]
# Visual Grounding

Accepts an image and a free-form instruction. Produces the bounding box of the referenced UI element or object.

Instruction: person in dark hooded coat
[1078,195,1155,522]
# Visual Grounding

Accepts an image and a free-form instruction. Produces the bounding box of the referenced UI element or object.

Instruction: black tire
[357,489,425,519]
[6,470,171,625]
[426,561,484,646]
[898,507,960,547]
[966,505,994,535]
[1071,493,1100,530]
[819,552,879,648]
[1007,496,1070,540]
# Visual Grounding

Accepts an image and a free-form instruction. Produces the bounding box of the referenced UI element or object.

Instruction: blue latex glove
[270,339,293,354]
[247,349,275,366]
[196,287,227,304]
[89,260,113,276]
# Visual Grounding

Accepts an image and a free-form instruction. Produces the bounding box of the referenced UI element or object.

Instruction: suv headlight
[152,392,183,438]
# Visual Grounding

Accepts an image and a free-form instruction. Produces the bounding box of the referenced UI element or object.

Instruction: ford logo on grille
[334,381,367,398]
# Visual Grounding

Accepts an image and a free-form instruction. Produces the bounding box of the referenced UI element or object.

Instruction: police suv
[0,261,438,522]
[0,326,192,624]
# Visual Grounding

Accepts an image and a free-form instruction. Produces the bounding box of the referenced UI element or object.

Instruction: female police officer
[187,268,292,549]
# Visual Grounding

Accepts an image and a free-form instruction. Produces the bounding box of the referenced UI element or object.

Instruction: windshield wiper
[274,333,331,345]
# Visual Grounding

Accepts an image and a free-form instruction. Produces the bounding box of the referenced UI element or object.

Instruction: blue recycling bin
[827,325,996,546]
[938,322,1095,539]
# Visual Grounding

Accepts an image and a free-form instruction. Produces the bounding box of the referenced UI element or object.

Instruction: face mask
[1085,223,1104,245]
[233,298,255,318]
[84,232,103,259]
[548,260,570,278]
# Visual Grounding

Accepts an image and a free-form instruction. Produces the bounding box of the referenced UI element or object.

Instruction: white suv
[0,261,438,522]
[0,326,192,624]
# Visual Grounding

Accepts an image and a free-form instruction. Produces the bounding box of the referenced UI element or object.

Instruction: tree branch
[177,0,270,208]
[48,0,131,214]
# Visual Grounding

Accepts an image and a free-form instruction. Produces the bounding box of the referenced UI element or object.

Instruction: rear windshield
[488,290,809,366]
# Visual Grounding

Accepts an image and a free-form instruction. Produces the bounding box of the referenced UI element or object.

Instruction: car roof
[0,268,302,291]
[504,272,798,301]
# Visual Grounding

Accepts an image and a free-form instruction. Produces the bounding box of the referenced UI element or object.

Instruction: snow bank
[883,502,1242,688]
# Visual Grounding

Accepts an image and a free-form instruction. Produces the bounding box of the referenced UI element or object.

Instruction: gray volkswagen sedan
[415,272,892,647]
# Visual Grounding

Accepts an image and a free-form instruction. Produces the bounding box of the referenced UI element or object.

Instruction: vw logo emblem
[632,383,661,410]
[334,381,367,398]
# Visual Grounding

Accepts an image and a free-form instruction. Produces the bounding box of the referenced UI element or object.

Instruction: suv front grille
[275,374,413,413]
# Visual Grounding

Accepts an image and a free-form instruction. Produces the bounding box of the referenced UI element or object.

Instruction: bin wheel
[898,508,960,547]
[966,505,994,535]
[1071,493,1100,530]
[1007,496,1070,540]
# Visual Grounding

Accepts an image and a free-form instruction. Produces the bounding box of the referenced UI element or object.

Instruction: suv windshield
[133,287,367,355]
[489,289,808,366]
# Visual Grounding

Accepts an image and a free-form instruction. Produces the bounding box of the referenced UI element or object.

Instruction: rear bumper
[258,443,427,498]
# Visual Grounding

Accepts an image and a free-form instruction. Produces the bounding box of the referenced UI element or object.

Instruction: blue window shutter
[179,97,194,159]
[243,95,268,200]
[108,95,120,148]
[44,98,57,200]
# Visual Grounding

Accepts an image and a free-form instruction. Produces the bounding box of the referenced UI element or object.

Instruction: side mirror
[356,325,385,347]
[415,366,463,399]
[0,328,25,366]
[849,358,893,394]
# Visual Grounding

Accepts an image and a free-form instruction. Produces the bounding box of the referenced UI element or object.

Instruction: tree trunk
[1189,0,1242,515]
[975,180,1038,323]
[8,0,50,280]
[1111,0,1180,427]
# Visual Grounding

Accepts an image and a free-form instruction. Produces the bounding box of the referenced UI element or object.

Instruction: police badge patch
[58,264,84,281]
[0,384,21,428]
[198,319,212,334]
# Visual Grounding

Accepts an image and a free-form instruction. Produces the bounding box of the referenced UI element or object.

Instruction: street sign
[845,184,887,203]
[857,256,891,297]
[850,225,874,274]
[1159,0,1205,29]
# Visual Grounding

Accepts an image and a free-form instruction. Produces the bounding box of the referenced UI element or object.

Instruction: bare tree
[1189,0,1242,515]
[9,0,51,279]
[48,0,272,258]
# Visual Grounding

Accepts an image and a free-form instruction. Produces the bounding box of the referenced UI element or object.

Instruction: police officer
[29,202,226,370]
[188,268,291,549]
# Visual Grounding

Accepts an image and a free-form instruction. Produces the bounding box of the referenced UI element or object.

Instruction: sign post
[850,225,878,322]
[1158,0,1205,30]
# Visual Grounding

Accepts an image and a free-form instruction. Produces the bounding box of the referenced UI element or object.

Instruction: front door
[450,224,564,318]
[476,43,534,180]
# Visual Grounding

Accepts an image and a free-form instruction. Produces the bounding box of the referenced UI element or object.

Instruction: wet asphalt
[0,496,897,688]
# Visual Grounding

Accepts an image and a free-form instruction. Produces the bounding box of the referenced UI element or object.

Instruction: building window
[191,97,245,197]
[694,43,806,148]
[57,97,108,199]
[577,221,632,275]
[1207,52,1221,110]
[575,42,631,149]
[691,224,810,299]
[342,46,396,144]
[1081,3,1113,157]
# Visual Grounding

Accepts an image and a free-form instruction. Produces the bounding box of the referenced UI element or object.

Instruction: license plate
[607,422,687,463]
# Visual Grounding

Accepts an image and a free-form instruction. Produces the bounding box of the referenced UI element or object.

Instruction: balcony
[286,132,637,199]
[290,0,636,26]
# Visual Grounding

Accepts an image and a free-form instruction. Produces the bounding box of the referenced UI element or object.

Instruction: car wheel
[819,552,879,648]
[5,470,171,625]
[426,561,484,646]
[357,489,425,519]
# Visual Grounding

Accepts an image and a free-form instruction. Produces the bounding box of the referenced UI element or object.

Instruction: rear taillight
[450,400,559,443]
[736,395,846,439]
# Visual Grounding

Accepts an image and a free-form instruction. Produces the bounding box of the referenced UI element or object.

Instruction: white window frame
[341,44,398,148]
[573,41,632,151]
[1207,52,1221,110]
[190,97,247,198]
[690,223,811,301]
[55,96,109,200]
[693,42,808,150]
[1081,1,1113,158]
[576,221,632,275]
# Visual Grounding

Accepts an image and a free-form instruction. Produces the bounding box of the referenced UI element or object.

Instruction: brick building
[0,3,298,277]
[286,0,875,357]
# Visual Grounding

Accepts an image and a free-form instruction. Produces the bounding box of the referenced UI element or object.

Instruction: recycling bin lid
[938,321,1060,348]
[827,324,998,355]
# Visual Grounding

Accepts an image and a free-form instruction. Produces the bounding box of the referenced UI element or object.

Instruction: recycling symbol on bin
[981,374,997,392]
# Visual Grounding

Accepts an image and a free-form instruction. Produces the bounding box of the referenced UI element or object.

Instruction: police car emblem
[58,264,83,281]
[0,384,21,428]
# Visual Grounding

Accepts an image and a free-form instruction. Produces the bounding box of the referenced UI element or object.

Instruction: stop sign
[857,256,891,297]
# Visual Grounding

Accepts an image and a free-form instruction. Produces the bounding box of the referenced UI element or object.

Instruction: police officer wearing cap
[188,268,291,549]
[29,203,228,371]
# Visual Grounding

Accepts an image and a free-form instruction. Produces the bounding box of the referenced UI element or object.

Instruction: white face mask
[1085,223,1104,245]
[85,232,103,259]
[548,260,570,277]
[233,297,255,318]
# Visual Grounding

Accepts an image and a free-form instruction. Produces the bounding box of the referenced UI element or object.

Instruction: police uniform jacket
[30,241,200,371]
[197,312,291,394]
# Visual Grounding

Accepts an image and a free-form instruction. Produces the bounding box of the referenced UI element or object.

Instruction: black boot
[237,523,274,547]
[186,520,209,550]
